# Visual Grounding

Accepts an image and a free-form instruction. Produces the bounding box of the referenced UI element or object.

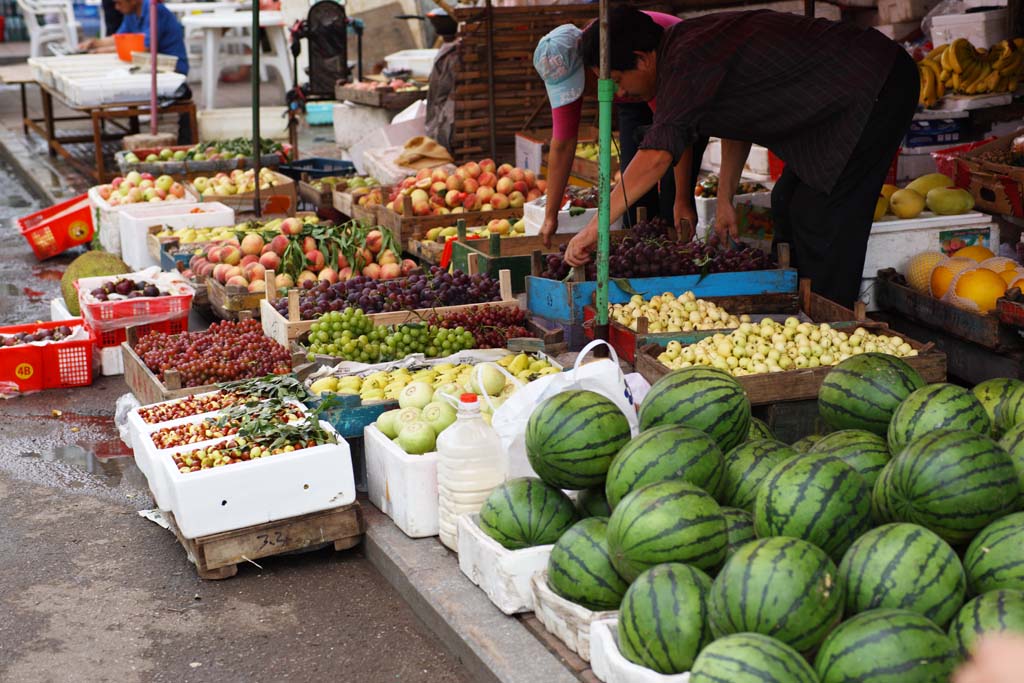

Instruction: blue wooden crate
[307,393,396,440]
[160,242,193,272]
[526,269,800,324]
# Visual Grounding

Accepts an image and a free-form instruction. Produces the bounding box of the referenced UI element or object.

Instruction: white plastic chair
[17,0,79,58]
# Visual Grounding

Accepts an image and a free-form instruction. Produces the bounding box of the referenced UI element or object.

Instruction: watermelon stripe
[691,633,817,683]
[818,619,949,674]
[550,533,619,592]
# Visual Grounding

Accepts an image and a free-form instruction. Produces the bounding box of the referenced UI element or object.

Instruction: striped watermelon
[708,536,844,653]
[838,523,965,626]
[994,382,1024,434]
[964,512,1024,594]
[818,353,925,435]
[575,487,611,519]
[607,480,726,580]
[873,429,1019,545]
[748,417,775,440]
[791,434,825,453]
[720,439,797,511]
[617,563,713,674]
[999,423,1024,496]
[690,633,818,683]
[812,429,891,487]
[815,608,958,683]
[525,390,631,490]
[478,477,578,550]
[547,517,628,611]
[887,383,990,454]
[722,507,756,558]
[605,425,724,509]
[754,454,872,561]
[638,367,751,453]
[973,378,1024,438]
[949,589,1024,657]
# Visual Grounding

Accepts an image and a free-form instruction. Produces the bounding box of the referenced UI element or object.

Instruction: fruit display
[170,416,336,473]
[148,400,306,450]
[427,306,533,349]
[547,517,629,610]
[60,252,131,316]
[155,217,279,248]
[610,291,746,333]
[123,138,284,164]
[575,141,618,162]
[655,320,918,378]
[333,174,380,193]
[422,217,527,242]
[93,172,190,206]
[191,168,282,198]
[1,324,77,347]
[135,375,313,424]
[875,172,974,221]
[899,245,1023,314]
[918,38,1024,108]
[386,159,544,216]
[693,174,768,199]
[949,590,1024,657]
[85,277,171,302]
[478,477,578,550]
[133,319,292,387]
[540,217,775,280]
[273,267,503,321]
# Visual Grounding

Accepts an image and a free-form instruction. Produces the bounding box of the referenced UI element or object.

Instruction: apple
[463,161,482,178]
[445,175,464,192]
[155,175,174,192]
[400,258,418,276]
[304,249,326,272]
[280,217,303,235]
[226,275,249,287]
[477,186,495,204]
[247,279,267,293]
[140,172,154,182]
[380,263,401,280]
[508,191,526,208]
[169,182,186,199]
[269,234,290,255]
[365,229,383,254]
[497,163,514,177]
[479,159,496,174]
[275,273,295,289]
[260,251,282,270]
[241,233,265,256]
[97,186,112,200]
[362,263,381,279]
[126,188,143,203]
[496,177,515,195]
[478,172,497,189]
[463,177,479,194]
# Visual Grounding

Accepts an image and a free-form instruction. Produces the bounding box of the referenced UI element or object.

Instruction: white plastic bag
[491,340,639,479]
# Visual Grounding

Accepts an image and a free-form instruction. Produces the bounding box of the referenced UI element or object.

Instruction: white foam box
[523,198,622,236]
[117,202,235,270]
[457,514,552,615]
[590,618,691,683]
[530,570,618,663]
[861,211,999,310]
[878,0,935,23]
[50,297,123,376]
[930,8,1009,49]
[197,107,291,142]
[125,390,222,456]
[87,186,198,258]
[694,190,772,238]
[384,49,439,78]
[158,420,355,539]
[364,424,439,538]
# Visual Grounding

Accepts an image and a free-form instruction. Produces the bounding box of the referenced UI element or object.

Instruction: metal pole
[149,0,157,135]
[484,0,497,159]
[252,4,262,217]
[595,0,612,341]
[804,0,815,17]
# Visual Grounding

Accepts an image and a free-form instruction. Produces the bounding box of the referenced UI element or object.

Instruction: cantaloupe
[930,257,977,299]
[906,252,947,294]
[953,245,995,262]
[1001,269,1024,286]
[945,267,1007,313]
[979,257,1018,275]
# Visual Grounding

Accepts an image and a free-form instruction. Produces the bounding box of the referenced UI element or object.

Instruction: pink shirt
[551,11,680,140]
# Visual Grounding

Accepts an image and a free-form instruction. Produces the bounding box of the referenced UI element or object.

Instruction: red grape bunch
[429,306,533,349]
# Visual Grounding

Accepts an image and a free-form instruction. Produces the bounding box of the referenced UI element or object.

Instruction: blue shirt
[118,2,189,75]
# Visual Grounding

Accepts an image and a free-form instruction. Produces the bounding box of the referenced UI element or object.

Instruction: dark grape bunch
[89,278,169,301]
[540,218,775,280]
[429,306,533,349]
[306,309,474,363]
[2,325,76,347]
[273,267,503,321]
[134,319,291,387]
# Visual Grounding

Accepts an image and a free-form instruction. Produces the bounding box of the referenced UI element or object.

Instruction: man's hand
[540,216,558,249]
[674,200,698,242]
[954,634,1024,683]
[565,225,597,267]
[715,201,739,246]
[78,39,96,51]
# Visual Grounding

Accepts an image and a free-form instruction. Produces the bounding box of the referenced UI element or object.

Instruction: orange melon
[980,257,1019,275]
[930,257,977,299]
[953,245,995,262]
[906,252,947,293]
[945,267,1007,313]
[1001,269,1024,286]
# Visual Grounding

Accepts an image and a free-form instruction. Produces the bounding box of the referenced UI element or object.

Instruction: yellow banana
[948,38,967,73]
[936,72,946,98]
[951,72,962,91]
[1009,76,1020,92]
[926,44,949,62]
[921,59,942,80]
[941,44,955,71]
[921,66,937,106]
[984,70,1001,92]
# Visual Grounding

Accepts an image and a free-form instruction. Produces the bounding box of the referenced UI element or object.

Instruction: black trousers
[771,50,919,309]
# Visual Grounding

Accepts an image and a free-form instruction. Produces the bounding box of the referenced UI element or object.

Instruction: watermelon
[873,429,1019,545]
[604,425,724,509]
[708,536,844,653]
[720,439,797,511]
[949,589,1024,657]
[812,429,891,487]
[748,417,774,440]
[994,382,1024,434]
[754,454,872,561]
[887,383,990,454]
[575,487,611,519]
[607,479,726,580]
[547,517,628,611]
[617,563,712,674]
[999,422,1024,497]
[638,366,751,452]
[478,477,578,550]
[963,512,1024,594]
[791,434,825,453]
[818,352,925,435]
[814,608,959,683]
[721,506,756,557]
[838,523,965,626]
[973,378,1024,438]
[525,390,631,489]
[690,633,818,683]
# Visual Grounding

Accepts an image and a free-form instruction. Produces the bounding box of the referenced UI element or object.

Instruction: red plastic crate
[18,193,95,260]
[768,151,898,185]
[84,314,189,348]
[74,276,194,348]
[0,320,94,393]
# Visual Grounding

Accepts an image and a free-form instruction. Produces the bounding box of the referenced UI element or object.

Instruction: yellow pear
[890,189,926,219]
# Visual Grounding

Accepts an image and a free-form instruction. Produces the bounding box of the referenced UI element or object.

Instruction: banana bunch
[920,38,1024,107]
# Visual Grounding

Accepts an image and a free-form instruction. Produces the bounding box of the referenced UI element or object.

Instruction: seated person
[79,0,189,76]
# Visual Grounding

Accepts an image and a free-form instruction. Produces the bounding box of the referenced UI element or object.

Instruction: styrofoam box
[333,101,393,150]
[878,0,936,24]
[384,49,439,78]
[523,198,623,236]
[126,390,222,458]
[364,424,439,538]
[930,9,1009,49]
[694,190,772,238]
[861,212,999,310]
[591,618,690,683]
[87,187,198,258]
[531,570,618,663]
[158,420,356,539]
[197,107,291,142]
[118,202,235,270]
[457,514,552,615]
[50,297,123,376]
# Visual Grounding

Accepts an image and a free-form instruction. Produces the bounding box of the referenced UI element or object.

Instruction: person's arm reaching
[79,36,117,52]
[542,135,577,247]
[672,147,696,241]
[714,139,752,245]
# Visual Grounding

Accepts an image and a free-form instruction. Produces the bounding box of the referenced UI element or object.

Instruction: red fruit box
[0,320,94,394]
[17,193,95,260]
[75,271,194,348]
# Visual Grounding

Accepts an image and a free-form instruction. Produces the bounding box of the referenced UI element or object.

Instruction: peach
[380,263,401,280]
[244,263,266,282]
[302,236,317,253]
[431,181,447,196]
[226,275,249,287]
[445,190,463,208]
[240,254,258,268]
[463,161,482,178]
[269,234,290,256]
[318,267,338,284]
[337,252,349,269]
[463,177,479,194]
[414,177,432,191]
[240,233,264,255]
[416,168,432,181]
[523,170,537,187]
[260,251,282,270]
[221,246,242,266]
[477,186,495,204]
[275,273,295,289]
[338,267,353,280]
[401,258,418,276]
[365,229,383,254]
[409,188,429,204]
[430,194,446,207]
[400,177,417,191]
[478,172,497,189]
[280,217,303,235]
[199,262,216,278]
[479,159,496,174]
[491,193,510,210]
[512,180,529,195]
[497,163,514,177]
[508,191,526,208]
[212,263,231,282]
[412,200,432,217]
[446,175,464,192]
[463,193,481,211]
[496,177,515,195]
[377,249,398,266]
[362,262,381,279]
[509,168,526,183]
[248,279,267,293]
[206,246,223,263]
[296,270,317,285]
[261,243,275,255]
[431,168,448,183]
[527,188,543,202]
[304,249,326,272]
[224,266,244,281]
[536,179,547,193]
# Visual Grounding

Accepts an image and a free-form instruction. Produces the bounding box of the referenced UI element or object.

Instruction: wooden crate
[298,179,333,209]
[335,83,426,111]
[261,269,519,346]
[189,171,298,218]
[205,277,265,321]
[451,231,575,293]
[520,127,619,186]
[406,238,445,265]
[165,503,365,579]
[351,202,380,226]
[874,269,1023,352]
[376,193,522,244]
[997,297,1024,329]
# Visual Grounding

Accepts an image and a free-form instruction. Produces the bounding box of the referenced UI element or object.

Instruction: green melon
[949,589,1024,657]
[721,507,756,558]
[478,477,578,550]
[964,512,1024,595]
[838,522,965,626]
[812,429,891,487]
[791,434,825,453]
[973,378,1024,438]
[748,417,775,440]
[638,366,751,452]
[547,517,628,611]
[999,422,1024,498]
[575,487,611,519]
[617,563,712,674]
[720,439,797,511]
[525,390,631,489]
[604,425,723,509]
[818,352,925,435]
[994,382,1024,434]
[887,383,990,454]
[690,633,818,683]
[607,479,726,581]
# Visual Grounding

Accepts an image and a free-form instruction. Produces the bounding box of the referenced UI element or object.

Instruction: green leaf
[611,278,640,296]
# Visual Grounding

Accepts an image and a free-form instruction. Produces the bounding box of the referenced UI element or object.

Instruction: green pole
[252,4,262,217]
[595,0,612,341]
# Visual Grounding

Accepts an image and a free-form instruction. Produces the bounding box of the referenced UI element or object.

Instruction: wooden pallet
[165,503,365,579]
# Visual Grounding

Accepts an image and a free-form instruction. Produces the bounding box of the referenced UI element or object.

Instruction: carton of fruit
[522,193,623,236]
[0,320,93,395]
[188,169,298,218]
[120,202,235,270]
[364,423,439,538]
[75,268,194,334]
[88,176,199,256]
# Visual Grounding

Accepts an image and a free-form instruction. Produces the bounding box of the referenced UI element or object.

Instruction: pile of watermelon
[475,356,1024,682]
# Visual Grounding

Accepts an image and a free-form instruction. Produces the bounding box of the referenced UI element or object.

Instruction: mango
[890,189,926,219]
[873,195,888,221]
[906,173,954,198]
[926,187,974,215]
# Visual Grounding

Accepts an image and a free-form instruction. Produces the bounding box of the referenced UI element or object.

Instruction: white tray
[523,197,622,236]
[118,201,234,270]
[531,570,618,663]
[364,424,439,538]
[590,618,691,683]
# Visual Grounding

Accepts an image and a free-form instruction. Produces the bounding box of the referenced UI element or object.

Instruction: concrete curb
[362,507,577,683]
